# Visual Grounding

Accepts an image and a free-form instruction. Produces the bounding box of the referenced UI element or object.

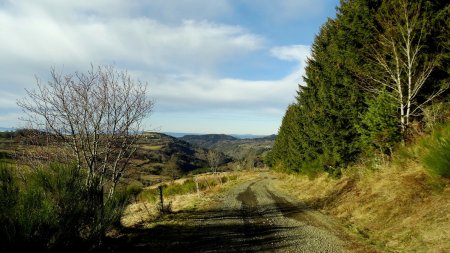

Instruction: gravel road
[212,173,350,252]
[111,172,373,252]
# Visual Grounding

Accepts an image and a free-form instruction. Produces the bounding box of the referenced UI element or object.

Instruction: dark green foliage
[270,0,381,174]
[0,163,20,246]
[268,104,301,171]
[163,179,198,196]
[358,89,401,155]
[422,124,450,178]
[0,162,129,252]
[270,0,450,176]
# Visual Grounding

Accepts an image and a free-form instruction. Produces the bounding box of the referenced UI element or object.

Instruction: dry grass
[273,164,450,252]
[121,171,259,228]
[139,145,164,151]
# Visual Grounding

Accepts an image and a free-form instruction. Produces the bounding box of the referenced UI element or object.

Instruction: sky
[0,0,339,135]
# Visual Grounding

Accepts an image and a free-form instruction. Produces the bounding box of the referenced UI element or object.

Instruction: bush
[164,179,197,196]
[126,182,143,202]
[0,162,129,251]
[422,101,450,131]
[0,163,20,247]
[422,124,450,179]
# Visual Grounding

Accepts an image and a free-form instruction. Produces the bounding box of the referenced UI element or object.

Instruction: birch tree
[207,150,221,174]
[368,0,447,134]
[17,65,153,199]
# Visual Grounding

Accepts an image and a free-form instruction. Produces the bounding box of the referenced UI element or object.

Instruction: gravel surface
[110,172,371,252]
[213,173,350,252]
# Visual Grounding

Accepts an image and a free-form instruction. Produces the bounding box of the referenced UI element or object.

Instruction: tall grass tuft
[422,124,450,179]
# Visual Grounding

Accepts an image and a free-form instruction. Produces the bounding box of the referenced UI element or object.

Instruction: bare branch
[17,64,153,199]
[359,0,447,133]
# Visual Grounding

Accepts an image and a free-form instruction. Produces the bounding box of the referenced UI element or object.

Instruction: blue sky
[0,0,339,135]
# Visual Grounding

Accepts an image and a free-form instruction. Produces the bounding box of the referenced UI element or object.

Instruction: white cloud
[270,45,310,62]
[143,44,310,114]
[0,2,264,80]
[0,0,320,134]
[0,92,19,108]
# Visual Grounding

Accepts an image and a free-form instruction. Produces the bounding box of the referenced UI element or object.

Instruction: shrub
[127,182,143,202]
[140,188,159,202]
[0,163,20,247]
[0,162,129,251]
[422,124,450,179]
[422,101,450,131]
[164,179,197,196]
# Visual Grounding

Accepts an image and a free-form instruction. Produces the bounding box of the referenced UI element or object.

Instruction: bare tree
[207,150,221,174]
[17,65,153,199]
[207,150,225,186]
[365,0,447,134]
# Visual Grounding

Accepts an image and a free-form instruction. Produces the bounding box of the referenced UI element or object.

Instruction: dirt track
[109,172,375,252]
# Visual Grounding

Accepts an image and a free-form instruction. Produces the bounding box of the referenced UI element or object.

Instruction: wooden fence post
[194,177,200,197]
[158,185,164,212]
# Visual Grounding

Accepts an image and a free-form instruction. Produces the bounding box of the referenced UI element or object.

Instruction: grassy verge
[120,172,252,228]
[272,147,450,252]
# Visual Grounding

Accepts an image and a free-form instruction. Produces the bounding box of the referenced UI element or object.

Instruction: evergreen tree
[358,89,401,155]
[295,0,380,171]
[268,104,300,171]
[271,0,449,175]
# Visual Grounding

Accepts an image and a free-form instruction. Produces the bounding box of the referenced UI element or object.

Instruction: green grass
[140,174,239,203]
[421,124,450,179]
[140,174,164,182]
[140,145,164,151]
[164,180,197,196]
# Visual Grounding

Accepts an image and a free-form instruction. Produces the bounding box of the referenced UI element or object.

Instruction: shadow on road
[103,202,308,253]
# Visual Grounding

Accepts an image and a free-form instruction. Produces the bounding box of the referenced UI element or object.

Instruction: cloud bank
[0,0,329,134]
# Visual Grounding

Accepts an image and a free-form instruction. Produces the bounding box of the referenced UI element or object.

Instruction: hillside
[124,133,233,185]
[180,134,275,168]
[0,131,231,186]
[180,134,238,149]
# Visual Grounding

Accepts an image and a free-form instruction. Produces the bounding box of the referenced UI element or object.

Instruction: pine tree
[271,0,449,175]
[294,0,381,171]
[358,89,401,155]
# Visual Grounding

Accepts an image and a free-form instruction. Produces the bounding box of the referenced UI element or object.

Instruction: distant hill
[257,134,277,141]
[179,134,276,169]
[180,134,238,149]
[230,134,267,139]
[126,132,231,185]
[164,132,197,138]
[165,132,273,140]
[1,130,231,186]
